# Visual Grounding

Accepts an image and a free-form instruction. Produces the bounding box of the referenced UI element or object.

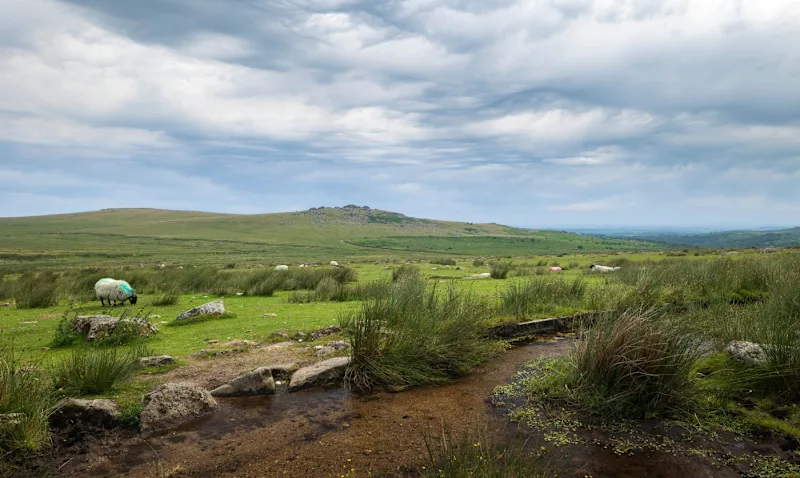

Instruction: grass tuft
[342,277,498,390]
[50,346,144,395]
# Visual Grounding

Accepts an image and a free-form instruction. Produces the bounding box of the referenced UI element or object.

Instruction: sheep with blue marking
[95,278,138,306]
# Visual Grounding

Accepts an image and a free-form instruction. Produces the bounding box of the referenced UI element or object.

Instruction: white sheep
[95,278,138,307]
[549,266,563,272]
[330,261,340,267]
[589,264,616,273]
[299,264,307,268]
[274,265,289,271]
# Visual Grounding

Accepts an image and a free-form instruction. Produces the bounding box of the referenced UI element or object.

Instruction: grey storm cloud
[0,0,799,227]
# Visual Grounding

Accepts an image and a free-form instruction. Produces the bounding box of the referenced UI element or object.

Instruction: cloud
[0,0,798,228]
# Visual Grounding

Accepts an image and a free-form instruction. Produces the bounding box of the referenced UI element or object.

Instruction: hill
[0,206,669,266]
[625,227,800,249]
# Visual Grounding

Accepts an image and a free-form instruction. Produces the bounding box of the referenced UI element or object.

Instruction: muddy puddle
[49,337,788,477]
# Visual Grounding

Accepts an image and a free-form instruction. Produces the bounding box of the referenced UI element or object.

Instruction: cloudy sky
[1,0,799,228]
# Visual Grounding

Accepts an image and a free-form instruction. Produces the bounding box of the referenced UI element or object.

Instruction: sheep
[275,265,289,271]
[589,264,616,273]
[94,278,137,307]
[548,266,563,272]
[330,261,340,267]
[299,264,307,268]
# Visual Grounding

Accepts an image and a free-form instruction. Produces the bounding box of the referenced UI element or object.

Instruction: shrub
[13,272,58,309]
[52,311,82,347]
[0,345,53,457]
[569,309,703,418]
[342,277,497,390]
[431,258,456,266]
[423,426,553,478]
[489,261,512,279]
[51,346,144,395]
[472,259,485,267]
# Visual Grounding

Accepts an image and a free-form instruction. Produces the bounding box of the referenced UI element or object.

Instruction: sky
[1,0,799,229]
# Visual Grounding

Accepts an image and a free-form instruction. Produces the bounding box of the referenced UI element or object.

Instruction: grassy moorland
[1,206,798,475]
[0,206,674,267]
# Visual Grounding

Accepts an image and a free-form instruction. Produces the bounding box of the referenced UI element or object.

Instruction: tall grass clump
[51,346,143,395]
[13,271,58,309]
[472,259,485,267]
[500,277,587,319]
[341,277,497,390]
[0,345,53,456]
[151,284,180,306]
[0,273,14,301]
[489,261,512,279]
[423,426,553,478]
[723,262,800,399]
[569,309,703,418]
[392,264,420,282]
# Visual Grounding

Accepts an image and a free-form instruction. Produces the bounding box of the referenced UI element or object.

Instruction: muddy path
[54,338,568,478]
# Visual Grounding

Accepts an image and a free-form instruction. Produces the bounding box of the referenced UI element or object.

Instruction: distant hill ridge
[627,227,800,248]
[0,207,672,266]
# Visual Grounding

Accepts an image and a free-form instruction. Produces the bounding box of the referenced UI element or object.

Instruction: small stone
[140,355,175,367]
[289,356,351,392]
[51,398,121,429]
[342,422,350,428]
[275,381,282,386]
[176,299,224,321]
[210,367,275,397]
[363,450,372,456]
[263,313,278,318]
[140,383,217,433]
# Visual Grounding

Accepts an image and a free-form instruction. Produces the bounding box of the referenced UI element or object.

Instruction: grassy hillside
[629,227,800,249]
[0,206,670,267]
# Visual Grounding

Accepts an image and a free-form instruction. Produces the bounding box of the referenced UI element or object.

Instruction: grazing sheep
[548,266,563,272]
[330,261,340,267]
[95,278,138,307]
[275,265,289,271]
[589,264,616,273]
[299,264,307,268]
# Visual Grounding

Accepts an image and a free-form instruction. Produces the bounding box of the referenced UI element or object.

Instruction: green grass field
[0,207,677,267]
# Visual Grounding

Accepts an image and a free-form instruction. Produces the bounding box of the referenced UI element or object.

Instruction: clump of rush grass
[392,264,420,282]
[422,425,554,478]
[341,276,499,390]
[489,261,512,279]
[50,346,144,395]
[499,277,587,319]
[288,280,392,303]
[0,342,54,458]
[13,271,58,309]
[151,284,180,306]
[568,308,704,418]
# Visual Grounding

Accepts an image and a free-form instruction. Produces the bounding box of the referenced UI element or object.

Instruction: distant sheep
[299,264,307,268]
[95,278,138,307]
[330,261,340,267]
[275,265,289,271]
[589,264,617,273]
[548,266,563,272]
